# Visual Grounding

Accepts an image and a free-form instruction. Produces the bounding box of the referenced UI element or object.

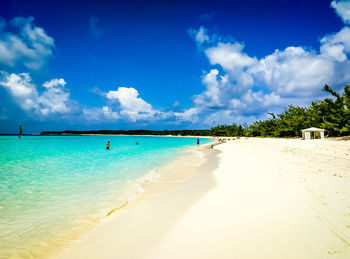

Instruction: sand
[55,138,350,259]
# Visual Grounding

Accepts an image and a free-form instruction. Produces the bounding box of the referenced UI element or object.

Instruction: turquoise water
[0,135,211,258]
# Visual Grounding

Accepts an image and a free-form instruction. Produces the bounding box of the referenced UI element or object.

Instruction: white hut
[301,127,325,140]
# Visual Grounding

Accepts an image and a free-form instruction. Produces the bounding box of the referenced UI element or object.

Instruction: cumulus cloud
[320,26,350,61]
[183,0,350,126]
[0,74,172,124]
[180,21,350,126]
[0,16,54,70]
[174,107,199,123]
[331,0,350,24]
[206,42,257,71]
[205,42,257,88]
[250,47,337,98]
[38,79,70,114]
[83,105,120,121]
[42,78,66,89]
[0,72,72,117]
[193,69,230,108]
[188,26,210,46]
[105,87,163,122]
[84,86,171,123]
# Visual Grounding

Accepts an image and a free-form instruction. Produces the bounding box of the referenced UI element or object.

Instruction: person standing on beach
[196,137,200,146]
[106,141,110,150]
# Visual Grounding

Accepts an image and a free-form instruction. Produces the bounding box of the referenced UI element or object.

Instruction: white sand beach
[56,138,350,259]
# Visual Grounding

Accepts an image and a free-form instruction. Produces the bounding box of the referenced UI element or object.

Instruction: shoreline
[0,137,214,259]
[55,137,350,259]
[51,141,218,259]
[103,141,215,217]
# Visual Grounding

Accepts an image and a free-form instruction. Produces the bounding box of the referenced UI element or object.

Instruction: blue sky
[0,0,350,133]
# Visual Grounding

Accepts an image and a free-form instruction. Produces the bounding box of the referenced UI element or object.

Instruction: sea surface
[0,135,211,258]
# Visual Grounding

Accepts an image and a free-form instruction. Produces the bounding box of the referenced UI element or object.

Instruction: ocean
[0,135,211,258]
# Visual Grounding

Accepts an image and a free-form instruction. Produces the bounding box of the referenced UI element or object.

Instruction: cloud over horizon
[0,71,73,118]
[182,7,350,125]
[83,87,168,122]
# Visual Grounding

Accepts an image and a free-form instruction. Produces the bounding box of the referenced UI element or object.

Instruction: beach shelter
[301,127,325,140]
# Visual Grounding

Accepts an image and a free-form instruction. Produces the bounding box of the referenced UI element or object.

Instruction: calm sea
[0,135,211,258]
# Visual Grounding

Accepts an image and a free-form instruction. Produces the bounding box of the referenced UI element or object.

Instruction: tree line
[242,84,350,137]
[41,85,350,138]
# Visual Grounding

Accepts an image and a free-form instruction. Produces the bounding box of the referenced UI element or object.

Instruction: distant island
[40,129,212,136]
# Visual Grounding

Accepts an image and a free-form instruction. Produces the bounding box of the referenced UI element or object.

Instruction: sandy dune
[56,138,350,259]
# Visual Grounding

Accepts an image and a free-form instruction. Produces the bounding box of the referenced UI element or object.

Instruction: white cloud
[0,73,166,124]
[0,16,54,70]
[88,85,181,123]
[320,26,350,61]
[205,42,257,89]
[105,87,158,121]
[250,46,336,98]
[82,107,107,122]
[241,90,281,109]
[0,72,72,116]
[38,81,70,114]
[193,69,226,108]
[84,86,182,123]
[0,72,35,97]
[205,42,257,71]
[43,78,66,89]
[188,26,210,46]
[174,107,199,123]
[182,24,350,126]
[101,106,119,119]
[331,0,350,24]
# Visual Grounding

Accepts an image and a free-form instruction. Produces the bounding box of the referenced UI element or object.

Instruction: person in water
[196,137,200,146]
[106,141,111,150]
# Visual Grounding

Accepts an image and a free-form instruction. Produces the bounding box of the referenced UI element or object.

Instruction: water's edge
[48,142,215,258]
[54,141,221,259]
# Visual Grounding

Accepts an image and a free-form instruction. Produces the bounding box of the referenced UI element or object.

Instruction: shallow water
[0,135,211,258]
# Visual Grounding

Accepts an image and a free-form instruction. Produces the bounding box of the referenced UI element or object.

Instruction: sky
[0,0,350,133]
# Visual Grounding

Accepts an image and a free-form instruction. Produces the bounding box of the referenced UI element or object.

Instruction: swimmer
[196,137,200,146]
[106,141,110,150]
[136,141,139,145]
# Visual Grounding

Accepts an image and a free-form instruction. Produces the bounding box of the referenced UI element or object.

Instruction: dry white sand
[56,138,350,259]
